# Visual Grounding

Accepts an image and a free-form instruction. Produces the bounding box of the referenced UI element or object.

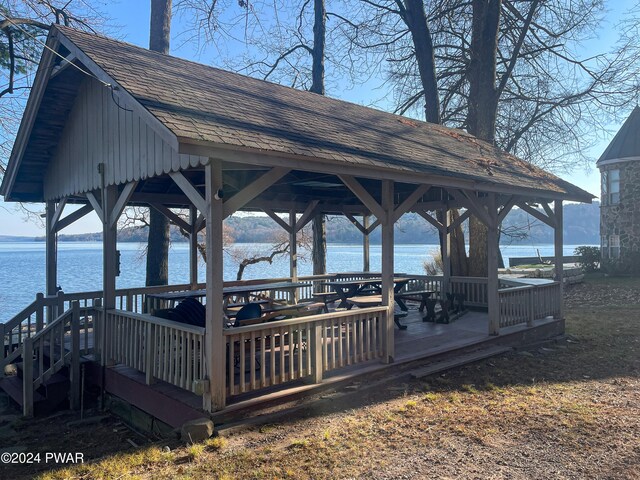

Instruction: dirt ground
[2,274,639,479]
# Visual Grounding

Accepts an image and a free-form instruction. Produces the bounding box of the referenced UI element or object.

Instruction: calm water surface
[0,242,584,323]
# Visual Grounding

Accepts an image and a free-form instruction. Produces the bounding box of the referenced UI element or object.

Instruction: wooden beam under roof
[180,143,593,203]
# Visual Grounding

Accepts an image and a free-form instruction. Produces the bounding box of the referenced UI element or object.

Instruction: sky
[0,0,636,236]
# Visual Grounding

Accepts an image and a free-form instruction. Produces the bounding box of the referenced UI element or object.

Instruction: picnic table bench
[394,289,437,312]
[346,295,409,330]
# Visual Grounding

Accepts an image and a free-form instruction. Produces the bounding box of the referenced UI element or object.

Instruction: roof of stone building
[598,106,640,164]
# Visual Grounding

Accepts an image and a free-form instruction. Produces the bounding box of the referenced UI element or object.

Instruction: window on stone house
[610,235,620,259]
[601,171,608,205]
[601,236,608,258]
[609,169,620,204]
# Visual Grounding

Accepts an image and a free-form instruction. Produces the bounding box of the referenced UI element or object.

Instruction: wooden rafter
[455,190,492,226]
[344,212,367,235]
[222,167,290,219]
[541,202,557,226]
[194,213,205,233]
[416,209,445,232]
[448,209,471,233]
[49,198,68,232]
[55,204,93,232]
[263,208,292,233]
[85,191,103,222]
[497,195,519,224]
[109,181,138,228]
[517,202,555,228]
[294,200,319,232]
[338,175,386,222]
[170,172,207,215]
[392,184,430,223]
[150,203,190,231]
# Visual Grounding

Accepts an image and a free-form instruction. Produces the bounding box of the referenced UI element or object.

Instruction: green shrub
[574,246,600,272]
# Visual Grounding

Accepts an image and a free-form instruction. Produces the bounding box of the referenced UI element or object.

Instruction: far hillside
[14,202,599,245]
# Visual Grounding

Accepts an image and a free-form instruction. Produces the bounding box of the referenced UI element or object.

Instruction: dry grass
[14,276,640,478]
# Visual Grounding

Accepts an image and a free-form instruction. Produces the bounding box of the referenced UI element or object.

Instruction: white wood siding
[43,77,206,200]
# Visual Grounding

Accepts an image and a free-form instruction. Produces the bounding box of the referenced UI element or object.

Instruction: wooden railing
[530,282,562,320]
[400,275,444,296]
[498,282,561,328]
[0,293,61,376]
[21,302,93,416]
[451,276,488,307]
[63,283,207,314]
[223,307,387,397]
[102,310,206,394]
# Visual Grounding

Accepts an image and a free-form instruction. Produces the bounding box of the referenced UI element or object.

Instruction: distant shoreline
[0,238,597,248]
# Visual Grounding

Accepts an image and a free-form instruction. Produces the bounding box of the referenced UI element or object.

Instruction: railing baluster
[288,325,294,381]
[239,332,246,393]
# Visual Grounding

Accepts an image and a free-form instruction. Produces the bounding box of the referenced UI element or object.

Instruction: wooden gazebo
[0,26,593,419]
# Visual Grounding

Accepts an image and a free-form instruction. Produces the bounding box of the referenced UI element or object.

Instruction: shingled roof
[598,106,640,165]
[3,25,594,203]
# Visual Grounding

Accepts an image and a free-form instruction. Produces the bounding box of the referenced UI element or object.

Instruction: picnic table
[322,276,414,309]
[346,295,409,330]
[145,281,312,312]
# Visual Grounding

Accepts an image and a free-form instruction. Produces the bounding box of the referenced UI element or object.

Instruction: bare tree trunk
[402,0,440,124]
[311,0,327,276]
[146,207,170,286]
[146,0,172,286]
[401,0,468,275]
[449,209,469,276]
[310,0,325,95]
[466,0,501,277]
[312,214,327,276]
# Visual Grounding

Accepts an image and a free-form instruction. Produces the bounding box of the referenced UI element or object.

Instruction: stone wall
[600,160,640,273]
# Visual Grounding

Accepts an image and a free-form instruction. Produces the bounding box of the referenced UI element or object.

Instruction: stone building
[598,106,640,273]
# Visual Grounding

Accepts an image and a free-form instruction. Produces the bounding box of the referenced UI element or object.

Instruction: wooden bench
[422,299,450,324]
[394,290,436,312]
[312,291,341,312]
[225,299,270,309]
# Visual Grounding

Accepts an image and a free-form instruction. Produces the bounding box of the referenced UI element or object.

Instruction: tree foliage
[0,0,107,175]
[337,0,639,172]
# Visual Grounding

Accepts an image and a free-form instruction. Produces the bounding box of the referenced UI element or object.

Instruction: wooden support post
[442,209,451,297]
[289,209,298,303]
[94,298,104,365]
[45,201,58,299]
[35,292,44,331]
[22,336,33,417]
[554,200,564,320]
[487,193,500,335]
[70,302,80,410]
[381,180,395,363]
[205,160,226,411]
[363,215,370,272]
[189,205,199,288]
[102,186,118,310]
[57,291,65,320]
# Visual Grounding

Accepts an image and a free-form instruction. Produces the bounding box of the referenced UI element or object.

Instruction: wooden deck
[101,306,562,427]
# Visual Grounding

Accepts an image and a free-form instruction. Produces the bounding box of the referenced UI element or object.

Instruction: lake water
[0,242,585,323]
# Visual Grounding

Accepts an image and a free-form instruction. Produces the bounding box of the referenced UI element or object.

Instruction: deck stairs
[0,298,89,417]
